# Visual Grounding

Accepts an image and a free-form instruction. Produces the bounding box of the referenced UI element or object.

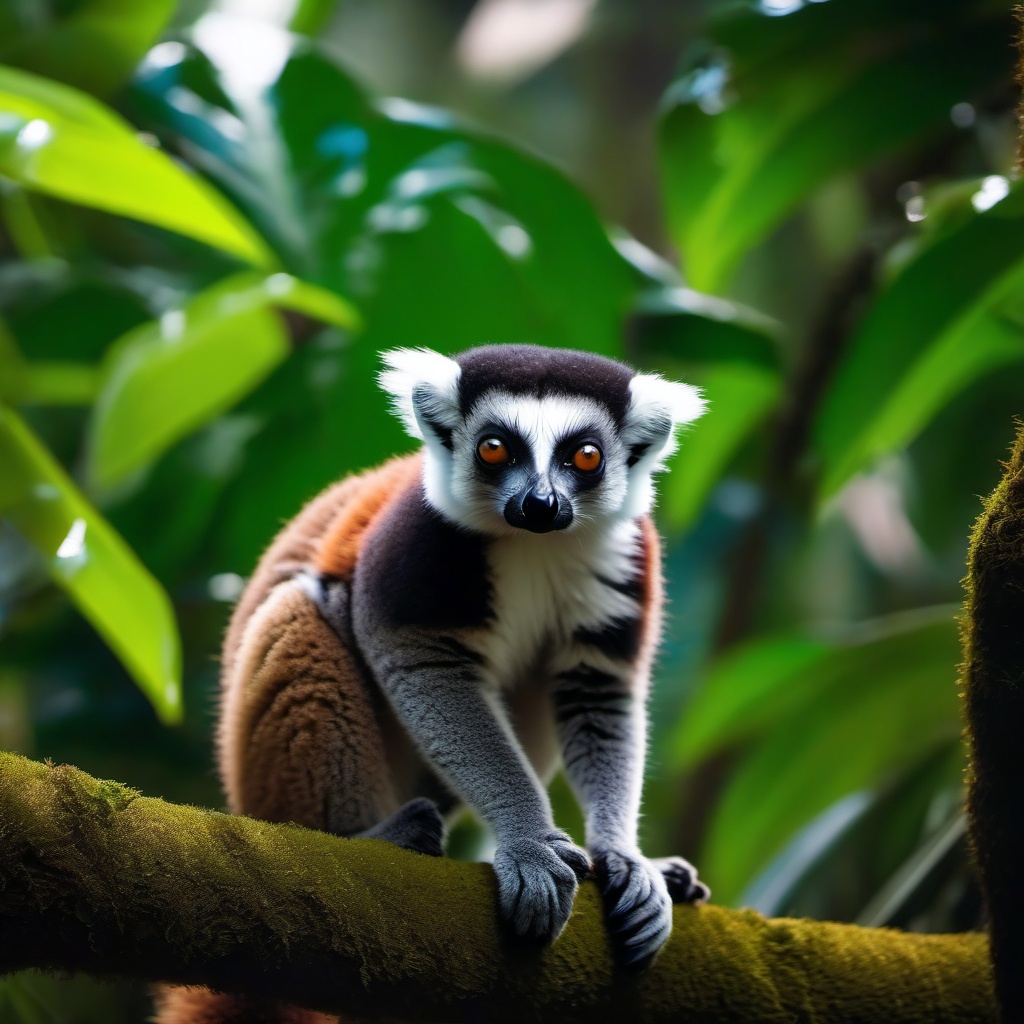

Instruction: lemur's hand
[592,848,678,970]
[494,831,591,941]
[651,854,710,905]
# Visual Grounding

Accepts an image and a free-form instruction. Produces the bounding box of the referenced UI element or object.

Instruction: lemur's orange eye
[478,438,509,466]
[573,444,602,472]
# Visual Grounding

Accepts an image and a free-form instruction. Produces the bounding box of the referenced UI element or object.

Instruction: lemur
[157,344,708,1023]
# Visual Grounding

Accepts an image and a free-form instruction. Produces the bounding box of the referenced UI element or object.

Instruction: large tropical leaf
[86,271,359,489]
[660,0,1012,292]
[0,65,274,266]
[0,404,181,722]
[614,250,784,529]
[814,182,1024,501]
[695,608,962,904]
[662,361,779,530]
[0,0,175,96]
[131,17,637,352]
[672,633,831,771]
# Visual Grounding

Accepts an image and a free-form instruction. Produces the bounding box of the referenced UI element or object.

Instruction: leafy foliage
[0,0,1020,1018]
[0,404,180,722]
[660,0,1012,293]
[656,0,1017,931]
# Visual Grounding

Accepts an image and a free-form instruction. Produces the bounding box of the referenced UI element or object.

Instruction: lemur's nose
[522,488,558,527]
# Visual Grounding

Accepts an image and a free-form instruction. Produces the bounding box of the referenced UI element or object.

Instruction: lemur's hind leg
[359,797,445,857]
[218,577,444,853]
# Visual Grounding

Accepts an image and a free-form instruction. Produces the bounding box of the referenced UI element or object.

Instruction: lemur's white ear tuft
[623,372,706,472]
[378,348,462,446]
[629,373,707,427]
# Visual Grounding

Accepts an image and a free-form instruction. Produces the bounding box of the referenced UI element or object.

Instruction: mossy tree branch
[0,750,996,1023]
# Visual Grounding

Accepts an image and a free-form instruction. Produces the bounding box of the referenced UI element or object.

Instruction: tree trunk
[961,422,1024,1024]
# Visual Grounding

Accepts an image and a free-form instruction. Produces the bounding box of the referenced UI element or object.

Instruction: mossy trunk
[961,423,1024,1024]
[0,750,996,1023]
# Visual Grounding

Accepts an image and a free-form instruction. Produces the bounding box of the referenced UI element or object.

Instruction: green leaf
[628,272,783,371]
[0,404,181,723]
[855,809,966,927]
[0,316,27,397]
[0,0,176,97]
[86,271,359,489]
[624,273,783,531]
[0,65,275,267]
[19,361,100,404]
[132,26,637,351]
[672,635,831,771]
[0,318,100,405]
[815,183,1024,501]
[748,743,964,924]
[288,0,339,36]
[0,185,52,257]
[698,608,962,905]
[132,18,371,277]
[739,791,873,916]
[662,362,780,531]
[660,1,1013,291]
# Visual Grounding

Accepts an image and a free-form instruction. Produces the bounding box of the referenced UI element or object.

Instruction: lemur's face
[447,390,626,535]
[380,345,705,538]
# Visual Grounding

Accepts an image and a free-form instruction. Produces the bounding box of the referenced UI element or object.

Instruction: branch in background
[0,751,994,1023]
[686,249,881,861]
[712,246,878,653]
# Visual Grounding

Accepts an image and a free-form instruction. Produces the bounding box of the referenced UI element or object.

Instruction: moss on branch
[962,422,1024,1024]
[0,750,995,1023]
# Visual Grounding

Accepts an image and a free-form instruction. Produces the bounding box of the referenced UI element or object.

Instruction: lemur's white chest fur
[477,518,643,686]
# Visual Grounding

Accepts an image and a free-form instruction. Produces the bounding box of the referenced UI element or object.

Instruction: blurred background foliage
[0,0,1019,1018]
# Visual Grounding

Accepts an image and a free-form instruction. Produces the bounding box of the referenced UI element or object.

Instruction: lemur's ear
[379,348,462,450]
[623,373,706,472]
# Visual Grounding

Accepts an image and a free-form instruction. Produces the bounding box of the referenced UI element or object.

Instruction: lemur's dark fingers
[494,834,589,941]
[594,849,674,971]
[547,830,593,881]
[650,854,711,905]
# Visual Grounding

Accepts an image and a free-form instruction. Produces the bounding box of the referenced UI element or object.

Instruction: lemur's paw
[651,855,711,905]
[494,831,591,942]
[593,849,673,970]
[359,798,445,857]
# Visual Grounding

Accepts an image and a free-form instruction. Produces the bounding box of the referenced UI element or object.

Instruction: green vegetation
[0,0,1018,1018]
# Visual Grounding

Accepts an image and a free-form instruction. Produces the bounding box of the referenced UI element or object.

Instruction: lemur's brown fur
[158,456,423,1024]
[153,988,338,1024]
[218,454,425,830]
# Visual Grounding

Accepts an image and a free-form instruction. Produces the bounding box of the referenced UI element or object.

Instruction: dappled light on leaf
[86,271,359,489]
[0,406,181,723]
[0,66,274,266]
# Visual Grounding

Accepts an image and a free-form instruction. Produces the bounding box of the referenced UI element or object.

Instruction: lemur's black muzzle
[523,488,558,527]
[505,483,573,534]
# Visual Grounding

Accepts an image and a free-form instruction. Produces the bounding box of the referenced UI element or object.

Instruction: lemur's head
[380,344,705,536]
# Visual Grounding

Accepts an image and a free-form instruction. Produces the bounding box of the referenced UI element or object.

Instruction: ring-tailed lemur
[157,344,708,1023]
